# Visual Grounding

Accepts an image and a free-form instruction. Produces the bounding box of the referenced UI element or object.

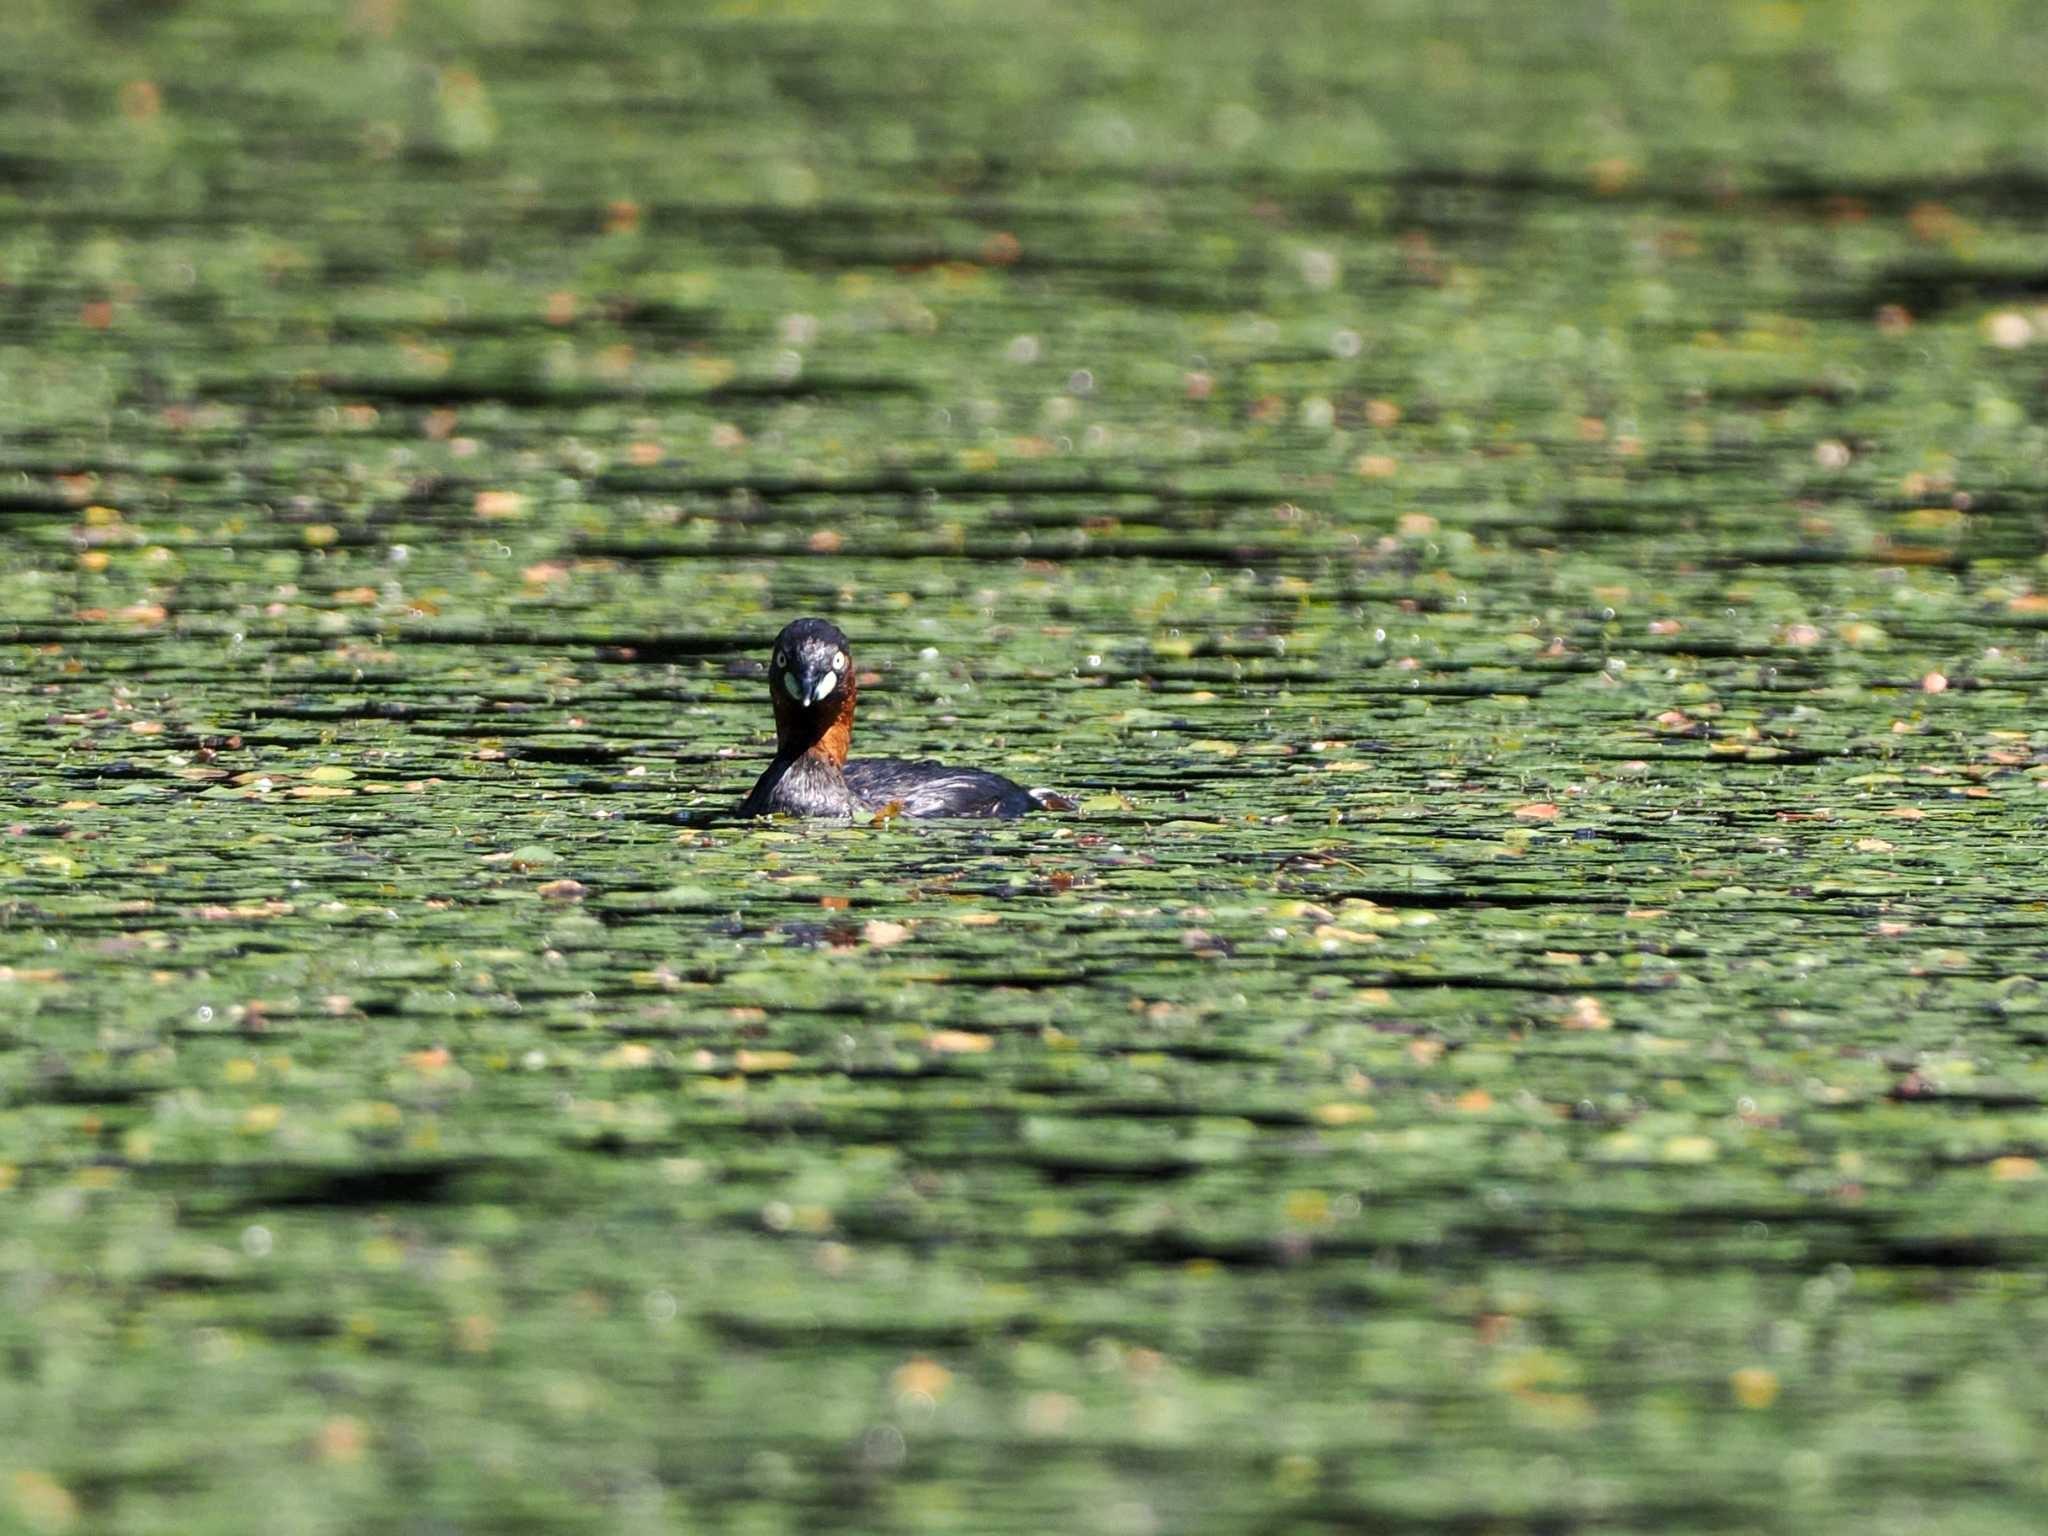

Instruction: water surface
[4,3,2048,1532]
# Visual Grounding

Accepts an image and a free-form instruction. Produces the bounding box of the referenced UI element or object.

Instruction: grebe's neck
[772,673,857,764]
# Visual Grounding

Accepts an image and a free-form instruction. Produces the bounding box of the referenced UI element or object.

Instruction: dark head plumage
[768,618,853,711]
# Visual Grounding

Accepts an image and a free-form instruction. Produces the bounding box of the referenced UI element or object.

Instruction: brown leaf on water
[1561,996,1612,1031]
[1512,802,1560,820]
[862,920,912,947]
[537,879,588,901]
[199,901,293,921]
[927,1030,993,1054]
[119,79,161,121]
[1589,156,1640,195]
[474,489,527,519]
[311,1416,367,1465]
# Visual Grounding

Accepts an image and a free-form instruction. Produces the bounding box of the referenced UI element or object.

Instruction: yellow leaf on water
[927,1030,993,1053]
[1731,1367,1780,1410]
[1312,924,1380,945]
[893,1356,953,1400]
[1283,1189,1331,1226]
[9,1470,80,1532]
[1661,1135,1717,1164]
[1312,1102,1374,1125]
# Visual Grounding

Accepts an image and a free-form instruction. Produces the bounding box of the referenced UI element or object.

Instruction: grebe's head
[769,617,852,711]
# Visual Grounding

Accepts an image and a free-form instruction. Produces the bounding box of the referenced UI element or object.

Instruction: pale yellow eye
[831,652,846,672]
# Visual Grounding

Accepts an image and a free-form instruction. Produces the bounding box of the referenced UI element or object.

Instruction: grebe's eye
[831,652,846,672]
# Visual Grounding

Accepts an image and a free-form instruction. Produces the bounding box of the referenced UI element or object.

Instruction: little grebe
[739,618,1066,818]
